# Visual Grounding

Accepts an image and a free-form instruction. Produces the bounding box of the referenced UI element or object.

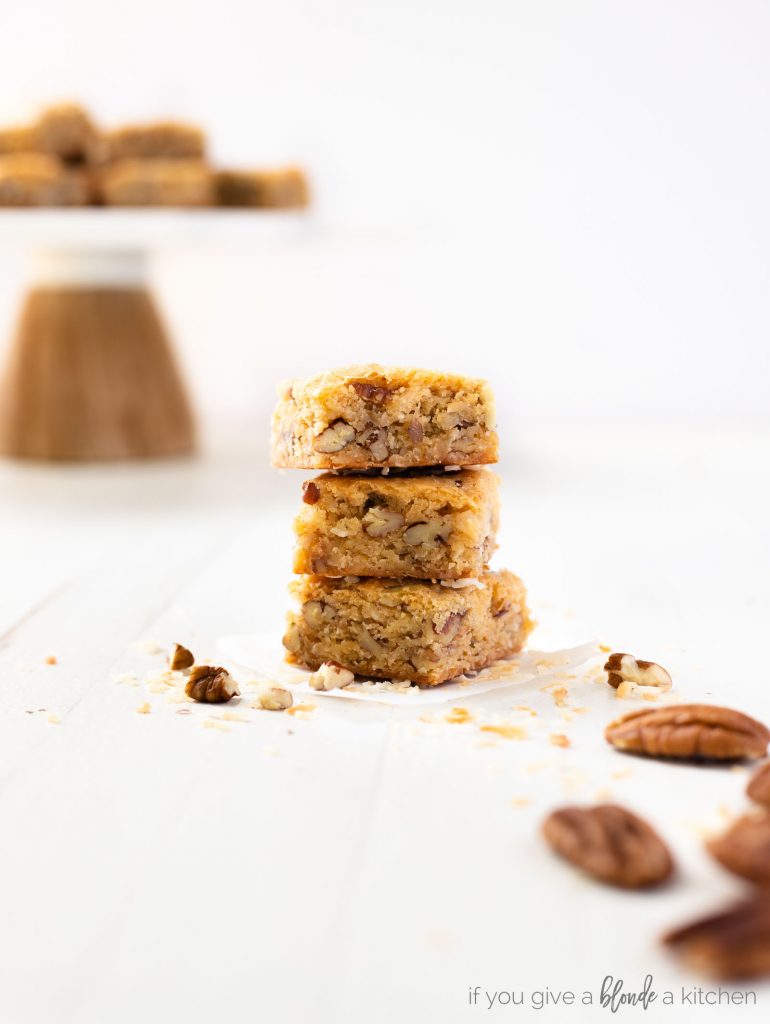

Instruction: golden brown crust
[35,103,99,163]
[102,122,205,162]
[215,167,309,208]
[283,569,530,686]
[605,704,770,761]
[293,469,499,579]
[0,125,38,155]
[0,153,89,206]
[271,364,498,469]
[99,159,213,207]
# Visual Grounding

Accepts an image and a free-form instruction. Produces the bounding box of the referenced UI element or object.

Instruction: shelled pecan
[543,804,673,889]
[605,704,770,761]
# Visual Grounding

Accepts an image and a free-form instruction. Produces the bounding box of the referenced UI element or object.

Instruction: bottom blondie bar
[283,571,531,687]
[100,160,212,206]
[0,154,88,206]
[215,167,309,208]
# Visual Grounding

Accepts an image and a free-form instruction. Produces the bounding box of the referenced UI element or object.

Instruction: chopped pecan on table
[169,642,195,671]
[542,804,673,889]
[747,761,770,808]
[185,665,240,704]
[707,812,770,885]
[604,652,672,697]
[255,685,293,711]
[663,897,770,979]
[308,661,354,691]
[605,704,770,761]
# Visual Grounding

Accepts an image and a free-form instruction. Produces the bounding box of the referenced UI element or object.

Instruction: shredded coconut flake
[439,578,484,590]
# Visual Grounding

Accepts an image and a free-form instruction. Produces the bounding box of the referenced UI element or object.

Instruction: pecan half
[748,762,770,808]
[708,812,770,885]
[605,704,770,762]
[604,652,672,697]
[542,804,673,889]
[185,665,240,704]
[663,897,770,979]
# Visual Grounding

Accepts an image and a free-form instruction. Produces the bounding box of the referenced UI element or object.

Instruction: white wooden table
[1,426,769,1024]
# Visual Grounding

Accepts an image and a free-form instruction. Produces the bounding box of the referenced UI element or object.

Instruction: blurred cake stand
[0,209,308,461]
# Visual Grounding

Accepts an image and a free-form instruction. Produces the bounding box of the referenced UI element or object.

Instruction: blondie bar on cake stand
[0,209,307,460]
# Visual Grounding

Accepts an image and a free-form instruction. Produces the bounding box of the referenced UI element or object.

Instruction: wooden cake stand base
[0,251,195,461]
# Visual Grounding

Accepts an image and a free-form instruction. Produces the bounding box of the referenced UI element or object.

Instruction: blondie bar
[0,154,88,206]
[35,103,98,163]
[102,122,205,161]
[215,167,309,208]
[294,469,499,579]
[283,570,530,686]
[271,365,498,469]
[0,125,37,154]
[100,160,213,206]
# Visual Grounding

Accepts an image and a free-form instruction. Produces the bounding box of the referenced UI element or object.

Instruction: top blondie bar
[271,365,498,469]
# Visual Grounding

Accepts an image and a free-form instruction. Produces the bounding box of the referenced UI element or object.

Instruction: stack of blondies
[0,101,309,208]
[271,366,532,687]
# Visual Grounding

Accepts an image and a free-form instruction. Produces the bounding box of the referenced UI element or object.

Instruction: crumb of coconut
[145,668,186,694]
[203,718,231,732]
[213,712,250,724]
[550,733,570,748]
[479,723,527,740]
[47,714,61,724]
[551,686,569,708]
[137,640,165,656]
[598,644,611,653]
[136,703,151,715]
[445,707,473,724]
[286,702,316,718]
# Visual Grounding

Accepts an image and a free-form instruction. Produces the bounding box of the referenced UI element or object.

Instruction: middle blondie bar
[294,469,499,579]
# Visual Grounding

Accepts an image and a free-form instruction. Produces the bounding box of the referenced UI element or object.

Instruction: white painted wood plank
[0,429,768,1023]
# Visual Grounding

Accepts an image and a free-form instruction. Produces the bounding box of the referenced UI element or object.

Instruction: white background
[1,0,770,444]
[1,4,770,1023]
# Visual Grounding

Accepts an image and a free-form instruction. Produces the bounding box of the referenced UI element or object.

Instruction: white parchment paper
[217,631,601,706]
